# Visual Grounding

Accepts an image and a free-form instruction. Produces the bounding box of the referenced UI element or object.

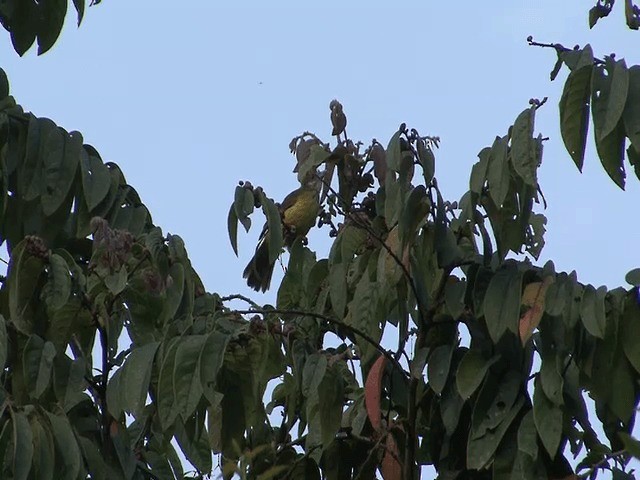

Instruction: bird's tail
[243,235,275,292]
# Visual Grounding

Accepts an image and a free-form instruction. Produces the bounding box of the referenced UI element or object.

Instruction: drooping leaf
[0,315,7,371]
[455,350,499,400]
[510,107,538,186]
[11,410,33,480]
[580,284,606,338]
[622,294,640,374]
[120,342,160,416]
[519,277,554,345]
[427,343,453,395]
[199,331,230,405]
[80,147,111,211]
[157,339,181,429]
[592,58,629,142]
[36,0,67,55]
[42,128,80,216]
[559,45,594,171]
[470,147,490,194]
[174,335,207,420]
[398,185,429,249]
[257,190,284,264]
[517,410,538,459]
[533,378,562,458]
[381,429,403,480]
[8,239,47,334]
[486,135,510,207]
[417,137,435,185]
[483,266,523,343]
[44,253,71,310]
[623,66,640,153]
[72,0,85,25]
[233,185,254,232]
[317,364,344,451]
[592,62,628,189]
[468,372,524,470]
[45,411,81,480]
[30,415,55,480]
[386,130,402,172]
[23,335,56,399]
[364,355,386,432]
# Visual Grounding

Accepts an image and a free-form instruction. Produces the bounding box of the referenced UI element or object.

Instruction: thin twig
[578,449,627,479]
[220,293,260,309]
[233,308,408,379]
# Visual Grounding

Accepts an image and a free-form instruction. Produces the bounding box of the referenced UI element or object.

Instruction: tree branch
[233,308,408,379]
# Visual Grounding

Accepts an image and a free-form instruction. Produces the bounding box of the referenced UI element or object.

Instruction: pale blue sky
[3,1,638,296]
[2,1,638,477]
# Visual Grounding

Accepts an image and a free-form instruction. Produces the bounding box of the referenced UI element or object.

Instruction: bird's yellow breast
[282,189,319,236]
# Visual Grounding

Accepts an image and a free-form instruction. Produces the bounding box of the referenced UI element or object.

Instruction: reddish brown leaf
[519,276,554,345]
[365,355,386,432]
[381,433,403,480]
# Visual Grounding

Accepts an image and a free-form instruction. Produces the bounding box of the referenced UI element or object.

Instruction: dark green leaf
[386,130,402,171]
[45,253,71,310]
[298,145,331,183]
[317,365,344,450]
[398,185,429,249]
[11,411,33,480]
[23,336,56,398]
[77,437,107,480]
[0,69,9,99]
[417,137,435,184]
[329,263,347,318]
[622,294,640,373]
[517,410,538,459]
[174,335,207,420]
[42,128,80,216]
[580,284,606,338]
[199,331,230,405]
[455,350,499,400]
[120,342,160,416]
[470,147,490,194]
[487,135,510,207]
[427,344,453,395]
[0,315,7,371]
[444,276,466,320]
[483,266,523,343]
[623,66,640,153]
[54,357,89,412]
[80,148,111,211]
[73,0,85,25]
[258,190,283,264]
[30,415,55,480]
[46,411,81,480]
[233,185,253,232]
[106,368,124,418]
[302,353,328,398]
[468,387,524,469]
[227,204,239,256]
[593,59,629,141]
[10,1,37,56]
[533,378,562,457]
[157,339,180,429]
[592,63,628,189]
[559,45,593,171]
[625,268,640,286]
[618,432,640,459]
[36,0,67,55]
[8,236,46,335]
[511,107,537,186]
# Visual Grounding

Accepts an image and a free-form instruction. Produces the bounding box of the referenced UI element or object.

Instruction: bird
[243,175,321,292]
